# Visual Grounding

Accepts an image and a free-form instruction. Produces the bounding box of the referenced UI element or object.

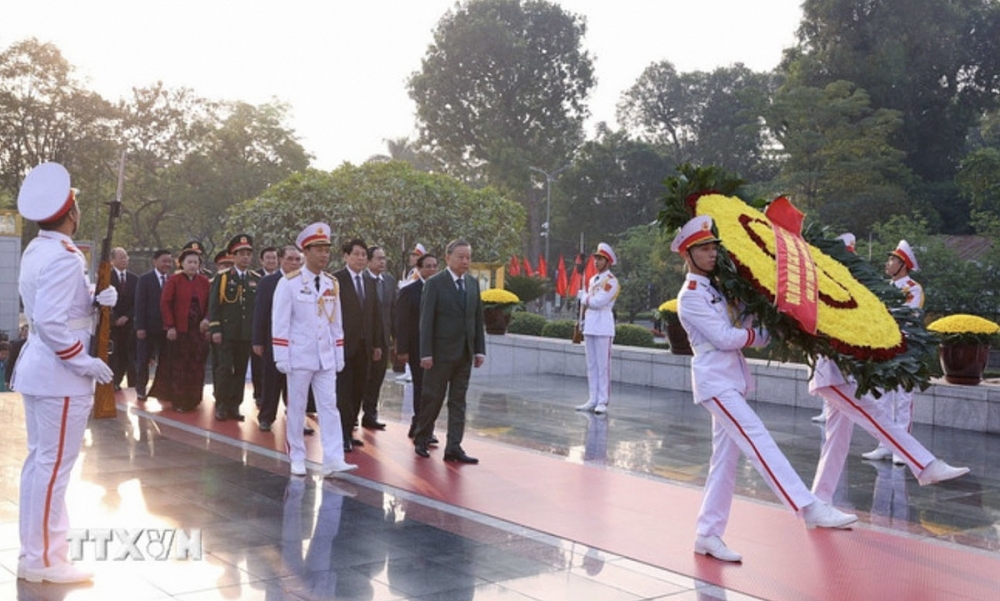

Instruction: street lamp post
[529,164,570,315]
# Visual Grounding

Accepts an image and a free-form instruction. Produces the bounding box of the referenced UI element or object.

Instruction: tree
[955,147,1000,215]
[552,124,671,257]
[408,0,595,255]
[365,136,439,172]
[617,61,777,182]
[785,0,1000,184]
[764,80,918,235]
[612,224,685,322]
[225,161,525,274]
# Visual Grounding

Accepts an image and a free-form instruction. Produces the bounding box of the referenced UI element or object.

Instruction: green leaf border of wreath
[658,164,938,397]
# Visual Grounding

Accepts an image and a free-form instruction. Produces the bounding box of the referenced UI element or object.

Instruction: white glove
[95,286,118,307]
[275,360,290,375]
[335,345,345,373]
[85,358,114,384]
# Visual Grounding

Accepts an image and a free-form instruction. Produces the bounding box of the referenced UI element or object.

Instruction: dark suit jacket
[367,271,397,349]
[111,269,138,324]
[419,270,485,362]
[134,269,167,334]
[252,271,282,349]
[334,267,384,358]
[394,279,423,358]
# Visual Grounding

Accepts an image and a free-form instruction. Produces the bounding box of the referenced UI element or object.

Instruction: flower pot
[665,321,692,356]
[939,343,989,385]
[484,306,512,335]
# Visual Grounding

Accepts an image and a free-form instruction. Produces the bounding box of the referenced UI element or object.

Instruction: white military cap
[670,215,721,254]
[593,242,617,265]
[17,162,76,223]
[411,243,426,257]
[835,232,856,253]
[296,222,332,250]
[889,239,919,272]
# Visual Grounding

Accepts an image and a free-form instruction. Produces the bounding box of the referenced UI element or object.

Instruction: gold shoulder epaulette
[284,269,301,279]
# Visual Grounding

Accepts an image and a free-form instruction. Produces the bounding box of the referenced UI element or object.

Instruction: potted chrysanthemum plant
[480,289,523,334]
[658,298,692,355]
[927,314,1000,385]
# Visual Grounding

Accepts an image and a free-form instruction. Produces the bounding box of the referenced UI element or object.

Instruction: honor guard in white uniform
[14,163,118,584]
[671,215,857,563]
[272,223,357,477]
[399,242,427,289]
[863,240,924,463]
[811,233,855,424]
[575,243,619,415]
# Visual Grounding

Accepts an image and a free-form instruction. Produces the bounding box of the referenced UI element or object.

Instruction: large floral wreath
[659,164,937,397]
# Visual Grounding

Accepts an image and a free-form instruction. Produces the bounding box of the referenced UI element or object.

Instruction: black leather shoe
[214,408,227,421]
[414,442,430,458]
[428,436,439,446]
[362,418,386,430]
[304,427,315,436]
[351,438,364,447]
[258,420,272,432]
[343,440,353,453]
[231,413,246,422]
[444,450,479,464]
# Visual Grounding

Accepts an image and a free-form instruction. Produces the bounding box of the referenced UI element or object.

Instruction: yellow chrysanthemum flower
[927,315,1000,336]
[658,299,678,313]
[481,288,520,304]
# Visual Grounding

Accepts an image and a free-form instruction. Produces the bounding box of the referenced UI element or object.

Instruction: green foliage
[613,324,655,348]
[504,274,548,304]
[507,311,548,335]
[613,224,684,322]
[657,163,747,233]
[541,320,576,340]
[226,161,525,268]
[956,148,1000,215]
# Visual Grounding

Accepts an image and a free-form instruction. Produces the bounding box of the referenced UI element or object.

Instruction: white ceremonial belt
[692,341,717,356]
[28,316,93,334]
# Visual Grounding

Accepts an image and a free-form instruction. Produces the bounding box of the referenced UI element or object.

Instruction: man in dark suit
[412,239,486,464]
[361,245,396,430]
[109,246,138,390]
[250,246,280,407]
[133,249,174,401]
[252,245,312,433]
[333,238,384,452]
[395,253,438,439]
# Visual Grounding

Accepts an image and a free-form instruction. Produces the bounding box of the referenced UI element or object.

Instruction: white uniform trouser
[20,393,93,569]
[870,387,914,452]
[811,384,934,502]
[584,335,613,407]
[697,390,815,537]
[286,369,343,469]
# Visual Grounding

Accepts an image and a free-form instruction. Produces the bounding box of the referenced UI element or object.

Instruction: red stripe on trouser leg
[830,386,925,471]
[709,397,799,511]
[41,397,71,567]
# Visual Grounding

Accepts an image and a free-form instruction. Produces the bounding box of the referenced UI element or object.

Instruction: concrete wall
[478,333,1000,434]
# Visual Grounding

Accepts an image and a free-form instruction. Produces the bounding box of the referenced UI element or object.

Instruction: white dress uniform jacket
[581,271,619,336]
[677,274,769,402]
[271,270,345,372]
[12,231,98,395]
[892,276,924,309]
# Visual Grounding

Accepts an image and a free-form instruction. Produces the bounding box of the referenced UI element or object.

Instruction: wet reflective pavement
[1,370,998,600]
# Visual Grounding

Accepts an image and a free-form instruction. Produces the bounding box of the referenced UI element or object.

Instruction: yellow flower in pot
[480,289,522,334]
[658,298,691,355]
[927,314,1000,385]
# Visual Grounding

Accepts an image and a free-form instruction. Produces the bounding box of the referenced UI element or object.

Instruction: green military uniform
[208,234,259,420]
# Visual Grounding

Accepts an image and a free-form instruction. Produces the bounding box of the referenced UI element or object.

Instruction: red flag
[555,255,568,297]
[568,253,584,297]
[522,256,535,277]
[584,255,597,283]
[537,255,548,278]
[508,255,520,276]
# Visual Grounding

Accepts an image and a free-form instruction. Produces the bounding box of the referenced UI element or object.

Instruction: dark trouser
[407,354,424,435]
[336,348,371,441]
[251,352,262,402]
[214,339,251,415]
[362,352,388,421]
[134,331,164,397]
[111,325,136,387]
[414,350,472,454]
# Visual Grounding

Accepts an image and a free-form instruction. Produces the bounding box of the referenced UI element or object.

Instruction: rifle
[92,150,126,419]
[572,300,585,344]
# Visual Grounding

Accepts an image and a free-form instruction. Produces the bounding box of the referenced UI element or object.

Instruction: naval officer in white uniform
[575,243,619,415]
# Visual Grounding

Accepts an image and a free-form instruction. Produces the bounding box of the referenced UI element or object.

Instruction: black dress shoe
[362,419,386,430]
[214,408,227,421]
[344,440,353,453]
[428,436,439,446]
[304,427,315,436]
[231,413,246,422]
[351,438,364,447]
[443,450,479,464]
[414,442,430,458]
[258,420,272,432]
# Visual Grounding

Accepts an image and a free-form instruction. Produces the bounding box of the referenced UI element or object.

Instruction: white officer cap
[411,243,426,257]
[17,162,77,223]
[835,232,856,253]
[593,242,616,265]
[889,239,919,272]
[670,215,721,254]
[296,222,332,250]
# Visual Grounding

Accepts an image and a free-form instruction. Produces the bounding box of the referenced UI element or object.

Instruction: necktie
[355,275,365,301]
[457,277,466,308]
[160,274,166,288]
[315,275,321,292]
